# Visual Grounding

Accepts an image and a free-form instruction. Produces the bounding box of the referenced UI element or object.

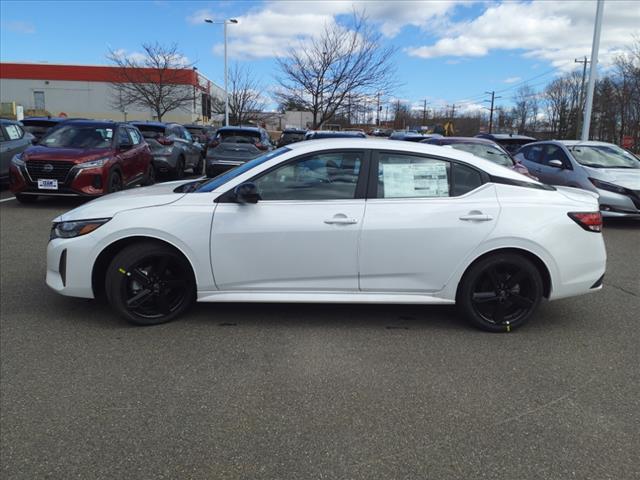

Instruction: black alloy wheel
[458,253,543,332]
[144,163,156,186]
[105,242,195,325]
[107,170,123,193]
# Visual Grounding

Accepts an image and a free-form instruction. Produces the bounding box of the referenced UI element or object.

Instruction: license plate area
[38,179,59,190]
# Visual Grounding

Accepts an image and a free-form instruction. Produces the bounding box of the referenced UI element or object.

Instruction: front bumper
[46,237,95,298]
[10,164,106,197]
[596,187,640,217]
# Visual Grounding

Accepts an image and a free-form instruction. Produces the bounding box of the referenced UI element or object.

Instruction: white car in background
[46,139,606,332]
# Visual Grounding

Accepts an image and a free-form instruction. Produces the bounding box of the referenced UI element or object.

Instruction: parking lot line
[0,197,16,203]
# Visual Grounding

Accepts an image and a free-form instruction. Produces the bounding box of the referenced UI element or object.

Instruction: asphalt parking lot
[1,190,639,479]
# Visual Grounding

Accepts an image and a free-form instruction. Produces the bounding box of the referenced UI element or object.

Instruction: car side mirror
[234,182,261,204]
[548,159,564,169]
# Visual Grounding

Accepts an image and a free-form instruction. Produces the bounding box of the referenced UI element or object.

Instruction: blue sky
[1,1,638,113]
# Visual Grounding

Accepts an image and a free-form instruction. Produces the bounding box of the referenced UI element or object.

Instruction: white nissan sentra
[46,139,606,332]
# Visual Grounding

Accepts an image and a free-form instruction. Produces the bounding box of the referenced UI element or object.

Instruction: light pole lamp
[205,18,238,126]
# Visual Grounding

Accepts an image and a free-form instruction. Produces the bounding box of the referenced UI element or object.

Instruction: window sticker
[382,162,449,198]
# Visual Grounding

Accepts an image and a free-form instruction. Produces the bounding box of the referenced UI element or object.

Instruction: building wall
[283,110,314,129]
[0,77,223,124]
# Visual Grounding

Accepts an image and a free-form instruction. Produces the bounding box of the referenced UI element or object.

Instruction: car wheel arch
[455,247,552,301]
[91,236,197,299]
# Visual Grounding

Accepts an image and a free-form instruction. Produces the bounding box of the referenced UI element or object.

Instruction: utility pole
[422,99,428,125]
[581,0,605,141]
[449,104,456,119]
[574,56,590,137]
[484,91,502,134]
[376,92,381,126]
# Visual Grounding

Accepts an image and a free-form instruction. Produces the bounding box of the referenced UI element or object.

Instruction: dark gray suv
[130,122,203,179]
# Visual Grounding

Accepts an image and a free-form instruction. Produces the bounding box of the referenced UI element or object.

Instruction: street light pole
[205,18,238,127]
[581,0,605,141]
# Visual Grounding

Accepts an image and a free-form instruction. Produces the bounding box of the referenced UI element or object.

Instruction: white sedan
[46,139,606,332]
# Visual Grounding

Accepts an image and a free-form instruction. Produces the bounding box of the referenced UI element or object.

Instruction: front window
[569,144,640,169]
[448,143,513,167]
[178,148,292,193]
[254,151,363,200]
[41,125,113,149]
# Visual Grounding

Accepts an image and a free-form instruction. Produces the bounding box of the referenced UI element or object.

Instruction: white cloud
[3,20,36,34]
[196,1,467,59]
[503,76,521,84]
[406,1,640,69]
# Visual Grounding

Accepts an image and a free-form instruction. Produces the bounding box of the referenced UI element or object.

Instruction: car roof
[129,121,172,128]
[478,133,537,141]
[22,116,67,123]
[283,128,307,133]
[556,140,621,147]
[285,138,538,183]
[57,119,120,127]
[429,137,500,146]
[0,118,20,124]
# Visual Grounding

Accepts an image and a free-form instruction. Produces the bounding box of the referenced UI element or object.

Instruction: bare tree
[512,84,538,134]
[212,63,267,125]
[275,11,397,129]
[107,43,195,121]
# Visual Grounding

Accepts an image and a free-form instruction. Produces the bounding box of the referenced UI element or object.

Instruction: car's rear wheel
[174,157,185,179]
[458,253,543,332]
[107,170,123,193]
[144,163,156,186]
[105,242,195,326]
[15,193,38,203]
[194,157,203,175]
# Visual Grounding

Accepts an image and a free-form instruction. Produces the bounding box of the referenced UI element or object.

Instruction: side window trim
[368,150,489,200]
[217,149,371,203]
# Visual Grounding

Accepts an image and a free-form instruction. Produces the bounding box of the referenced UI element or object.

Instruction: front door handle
[324,214,358,225]
[459,212,494,222]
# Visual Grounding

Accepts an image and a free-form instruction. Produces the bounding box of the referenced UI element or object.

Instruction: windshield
[569,144,640,169]
[449,143,513,167]
[175,147,292,193]
[41,125,113,148]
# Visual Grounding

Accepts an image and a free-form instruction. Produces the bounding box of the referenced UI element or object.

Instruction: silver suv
[515,140,640,217]
[1,119,34,184]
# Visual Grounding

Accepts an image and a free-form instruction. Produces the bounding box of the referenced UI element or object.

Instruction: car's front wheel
[105,242,196,325]
[458,253,543,332]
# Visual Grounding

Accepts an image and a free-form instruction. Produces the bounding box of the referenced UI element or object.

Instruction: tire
[144,163,156,186]
[457,253,543,333]
[105,242,196,326]
[107,170,123,193]
[194,157,203,175]
[174,157,185,180]
[15,193,38,203]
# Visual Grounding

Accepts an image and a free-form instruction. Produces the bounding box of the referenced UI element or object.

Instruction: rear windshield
[41,125,113,148]
[448,143,513,167]
[218,130,260,143]
[282,133,305,141]
[132,125,165,139]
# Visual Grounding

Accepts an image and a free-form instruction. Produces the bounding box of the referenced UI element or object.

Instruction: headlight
[11,153,25,167]
[76,157,110,169]
[589,178,627,194]
[50,218,111,240]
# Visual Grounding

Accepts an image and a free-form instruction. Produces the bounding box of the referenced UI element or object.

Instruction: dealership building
[0,62,224,124]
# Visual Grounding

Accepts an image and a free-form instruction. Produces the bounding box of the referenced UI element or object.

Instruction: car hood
[24,146,113,163]
[55,181,190,222]
[584,166,640,190]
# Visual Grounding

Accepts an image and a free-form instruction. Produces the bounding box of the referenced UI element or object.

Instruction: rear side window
[377,154,450,198]
[128,128,142,145]
[4,124,23,140]
[376,153,484,198]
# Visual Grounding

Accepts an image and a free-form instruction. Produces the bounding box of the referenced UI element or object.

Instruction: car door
[517,144,546,181]
[178,126,199,168]
[359,151,500,293]
[126,127,147,178]
[536,144,575,186]
[116,126,137,183]
[210,150,368,291]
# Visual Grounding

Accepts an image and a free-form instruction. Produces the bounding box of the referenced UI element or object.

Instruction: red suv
[9,120,153,203]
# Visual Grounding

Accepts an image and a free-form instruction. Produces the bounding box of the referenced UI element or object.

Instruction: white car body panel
[46,138,607,311]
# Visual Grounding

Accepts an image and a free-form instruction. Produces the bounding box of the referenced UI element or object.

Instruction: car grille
[26,160,74,183]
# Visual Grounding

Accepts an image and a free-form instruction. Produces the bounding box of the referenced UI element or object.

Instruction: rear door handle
[324,214,358,225]
[459,213,494,222]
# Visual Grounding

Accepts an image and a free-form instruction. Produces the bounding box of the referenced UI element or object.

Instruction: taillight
[157,136,174,146]
[568,212,602,232]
